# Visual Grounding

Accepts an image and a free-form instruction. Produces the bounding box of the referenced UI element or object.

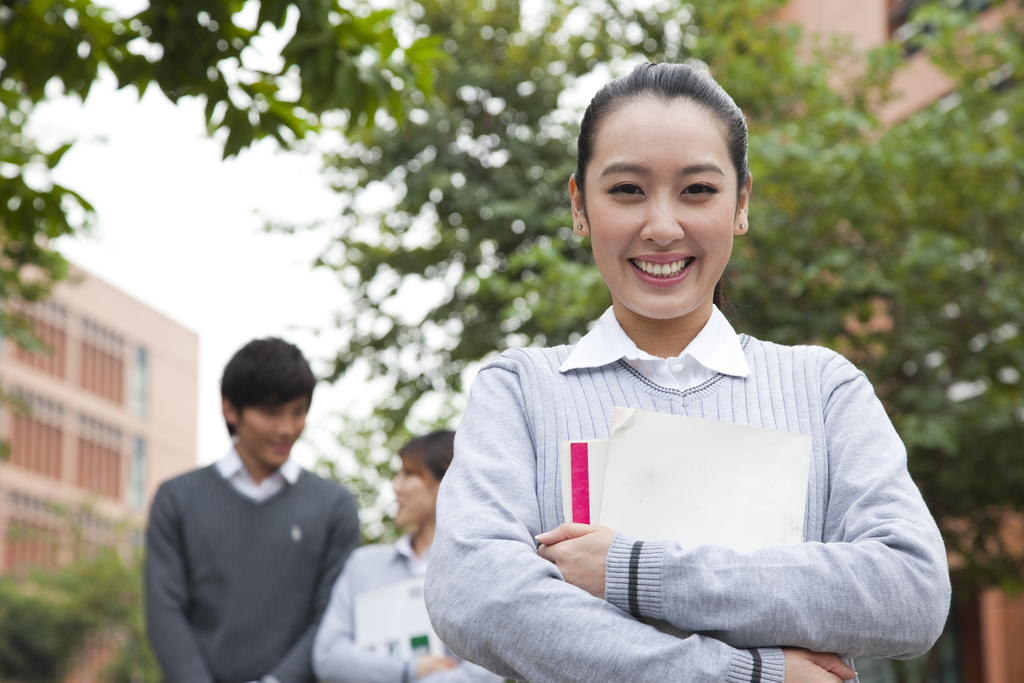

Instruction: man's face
[222,396,309,480]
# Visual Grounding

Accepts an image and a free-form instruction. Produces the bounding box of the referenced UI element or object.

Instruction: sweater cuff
[604,532,668,621]
[725,647,785,683]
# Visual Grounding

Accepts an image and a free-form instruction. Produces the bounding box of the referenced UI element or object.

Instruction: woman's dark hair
[399,430,455,482]
[220,337,316,436]
[575,62,750,307]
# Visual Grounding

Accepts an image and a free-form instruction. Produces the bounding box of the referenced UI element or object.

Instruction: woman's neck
[612,300,714,359]
[411,518,436,557]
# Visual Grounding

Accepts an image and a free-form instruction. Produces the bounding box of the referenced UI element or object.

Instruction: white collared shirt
[394,534,430,577]
[215,446,303,503]
[559,305,751,391]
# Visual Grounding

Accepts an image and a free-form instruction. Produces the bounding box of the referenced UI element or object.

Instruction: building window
[131,346,148,417]
[128,437,146,510]
[14,302,68,379]
[80,319,125,405]
[6,390,64,480]
[4,492,61,572]
[73,509,116,548]
[76,416,122,500]
[4,518,60,572]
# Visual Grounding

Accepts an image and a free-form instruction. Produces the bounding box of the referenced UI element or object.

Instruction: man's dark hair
[220,338,316,436]
[399,430,455,482]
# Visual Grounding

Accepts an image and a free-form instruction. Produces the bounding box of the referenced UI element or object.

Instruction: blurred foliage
[0,0,443,346]
[0,514,154,683]
[317,419,410,545]
[739,1,1024,596]
[316,403,460,543]
[307,0,1024,595]
[0,0,443,153]
[0,79,81,345]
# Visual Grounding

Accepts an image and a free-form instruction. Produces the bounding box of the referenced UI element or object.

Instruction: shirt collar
[560,305,750,378]
[214,446,302,484]
[395,534,418,561]
[395,534,430,571]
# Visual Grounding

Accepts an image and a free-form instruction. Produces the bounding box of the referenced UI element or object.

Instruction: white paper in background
[600,407,812,552]
[354,577,446,659]
[558,440,610,524]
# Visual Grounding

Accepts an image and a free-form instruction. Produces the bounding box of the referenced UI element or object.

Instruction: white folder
[560,408,812,552]
[354,577,446,659]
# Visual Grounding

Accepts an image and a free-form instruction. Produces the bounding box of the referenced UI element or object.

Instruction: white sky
[34,72,362,469]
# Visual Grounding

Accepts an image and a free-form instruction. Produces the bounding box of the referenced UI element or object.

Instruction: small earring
[741,223,747,229]
[576,224,583,232]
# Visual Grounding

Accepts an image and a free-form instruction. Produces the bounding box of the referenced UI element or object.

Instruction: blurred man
[145,338,360,683]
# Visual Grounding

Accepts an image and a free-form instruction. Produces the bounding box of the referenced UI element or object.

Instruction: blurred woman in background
[313,430,501,683]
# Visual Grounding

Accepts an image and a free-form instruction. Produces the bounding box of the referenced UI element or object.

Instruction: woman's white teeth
[633,258,688,277]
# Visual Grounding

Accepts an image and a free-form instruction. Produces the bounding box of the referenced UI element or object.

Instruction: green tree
[310,0,1023,598]
[0,3,444,678]
[734,3,1024,594]
[0,86,81,352]
[0,545,148,683]
[0,500,162,683]
[0,0,443,343]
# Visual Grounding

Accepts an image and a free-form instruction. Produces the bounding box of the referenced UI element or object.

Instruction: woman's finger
[535,523,596,546]
[806,652,857,681]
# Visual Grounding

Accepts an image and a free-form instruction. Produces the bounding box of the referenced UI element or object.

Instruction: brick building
[0,265,198,571]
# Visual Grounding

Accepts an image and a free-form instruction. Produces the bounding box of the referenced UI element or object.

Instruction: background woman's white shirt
[313,539,503,683]
[395,534,430,577]
[559,305,751,391]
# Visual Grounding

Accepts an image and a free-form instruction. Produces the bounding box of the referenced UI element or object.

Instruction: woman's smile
[629,255,696,284]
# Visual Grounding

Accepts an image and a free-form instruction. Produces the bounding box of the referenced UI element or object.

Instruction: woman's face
[571,96,750,327]
[392,457,441,530]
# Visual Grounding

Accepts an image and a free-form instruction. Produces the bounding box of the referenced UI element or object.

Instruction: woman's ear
[568,175,590,236]
[734,173,753,235]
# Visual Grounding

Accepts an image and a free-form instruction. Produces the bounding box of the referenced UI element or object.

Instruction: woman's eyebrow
[601,162,651,177]
[678,163,725,177]
[600,162,725,177]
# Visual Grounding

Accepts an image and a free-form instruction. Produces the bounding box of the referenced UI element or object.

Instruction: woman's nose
[639,200,684,245]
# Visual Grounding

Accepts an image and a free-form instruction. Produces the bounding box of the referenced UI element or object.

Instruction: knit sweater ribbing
[145,466,360,683]
[424,337,950,683]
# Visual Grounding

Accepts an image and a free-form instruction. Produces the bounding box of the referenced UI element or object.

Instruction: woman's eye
[682,183,716,195]
[612,183,643,195]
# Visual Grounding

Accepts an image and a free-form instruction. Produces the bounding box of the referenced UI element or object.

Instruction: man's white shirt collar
[559,305,750,391]
[215,446,302,502]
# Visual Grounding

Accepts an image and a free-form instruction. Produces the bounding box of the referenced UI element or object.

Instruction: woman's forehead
[591,97,732,171]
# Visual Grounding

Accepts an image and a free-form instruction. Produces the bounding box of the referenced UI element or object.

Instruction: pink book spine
[570,442,590,524]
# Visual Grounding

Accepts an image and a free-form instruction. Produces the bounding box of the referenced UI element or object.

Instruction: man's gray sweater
[425,337,951,683]
[145,466,360,683]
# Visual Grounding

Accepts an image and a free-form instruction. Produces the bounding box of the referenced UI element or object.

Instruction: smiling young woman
[424,63,950,683]
[570,95,751,358]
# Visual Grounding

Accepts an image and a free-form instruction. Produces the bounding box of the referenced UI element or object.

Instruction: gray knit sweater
[424,337,950,683]
[145,466,360,683]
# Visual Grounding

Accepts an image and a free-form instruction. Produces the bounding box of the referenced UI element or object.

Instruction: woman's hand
[783,648,857,682]
[416,654,458,678]
[536,523,616,598]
